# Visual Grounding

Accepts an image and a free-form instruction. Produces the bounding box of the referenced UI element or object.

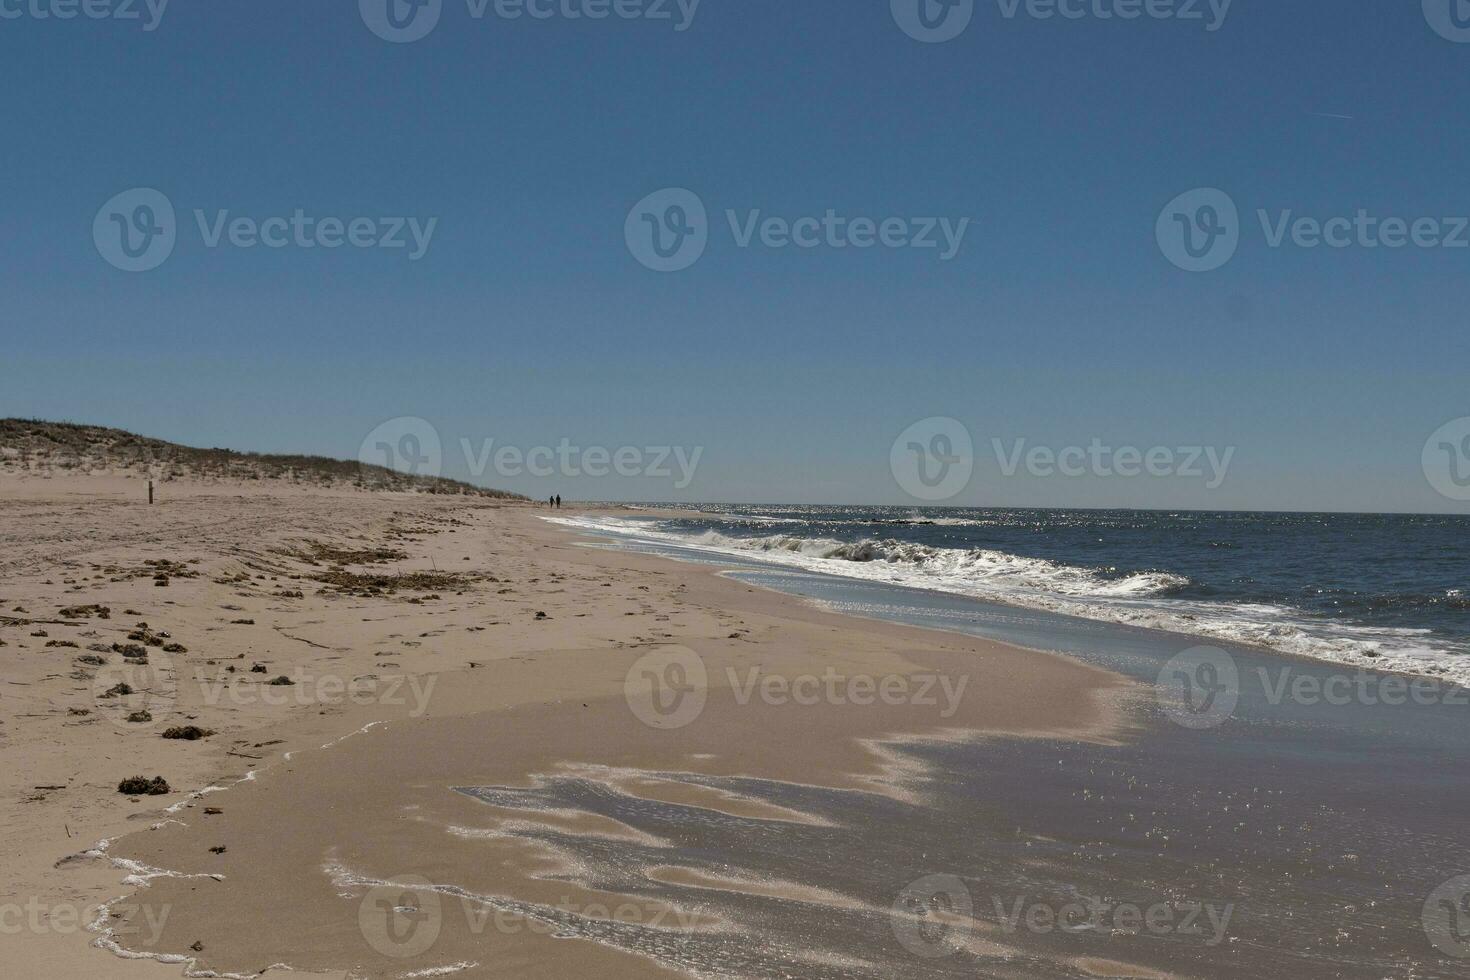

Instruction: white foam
[546,515,1470,687]
[321,720,388,751]
[402,963,479,977]
[80,723,400,978]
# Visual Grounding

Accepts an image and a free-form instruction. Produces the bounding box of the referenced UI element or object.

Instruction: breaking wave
[689,530,1192,599]
[546,515,1468,684]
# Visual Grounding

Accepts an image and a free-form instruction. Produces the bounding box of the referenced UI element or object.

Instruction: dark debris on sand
[311,569,480,598]
[162,726,214,740]
[117,776,170,795]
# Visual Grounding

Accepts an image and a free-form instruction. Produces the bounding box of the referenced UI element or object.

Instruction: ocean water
[516,505,1470,976]
[551,506,1470,686]
[449,721,1470,979]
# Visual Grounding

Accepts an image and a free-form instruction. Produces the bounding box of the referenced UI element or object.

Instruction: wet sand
[0,476,1126,978]
[8,476,1467,978]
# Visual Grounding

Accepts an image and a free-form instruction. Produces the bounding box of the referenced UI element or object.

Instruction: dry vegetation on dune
[0,419,524,499]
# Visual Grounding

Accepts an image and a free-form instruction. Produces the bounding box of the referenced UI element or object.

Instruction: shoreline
[550,510,1470,690]
[0,478,1133,979]
[720,549,1470,694]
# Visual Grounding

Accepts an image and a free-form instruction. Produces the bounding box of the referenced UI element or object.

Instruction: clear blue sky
[3,0,1469,511]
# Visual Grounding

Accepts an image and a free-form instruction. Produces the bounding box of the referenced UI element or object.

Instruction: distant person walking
[555,494,562,509]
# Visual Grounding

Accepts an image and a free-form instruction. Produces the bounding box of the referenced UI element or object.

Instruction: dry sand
[0,473,1138,978]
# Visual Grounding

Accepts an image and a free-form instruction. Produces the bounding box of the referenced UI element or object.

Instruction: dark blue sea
[533,504,1470,978]
[556,506,1470,685]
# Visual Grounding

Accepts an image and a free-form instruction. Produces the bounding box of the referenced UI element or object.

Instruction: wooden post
[148,480,154,505]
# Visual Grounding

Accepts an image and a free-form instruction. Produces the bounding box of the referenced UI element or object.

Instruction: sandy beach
[0,472,1132,979]
[11,3,1470,975]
